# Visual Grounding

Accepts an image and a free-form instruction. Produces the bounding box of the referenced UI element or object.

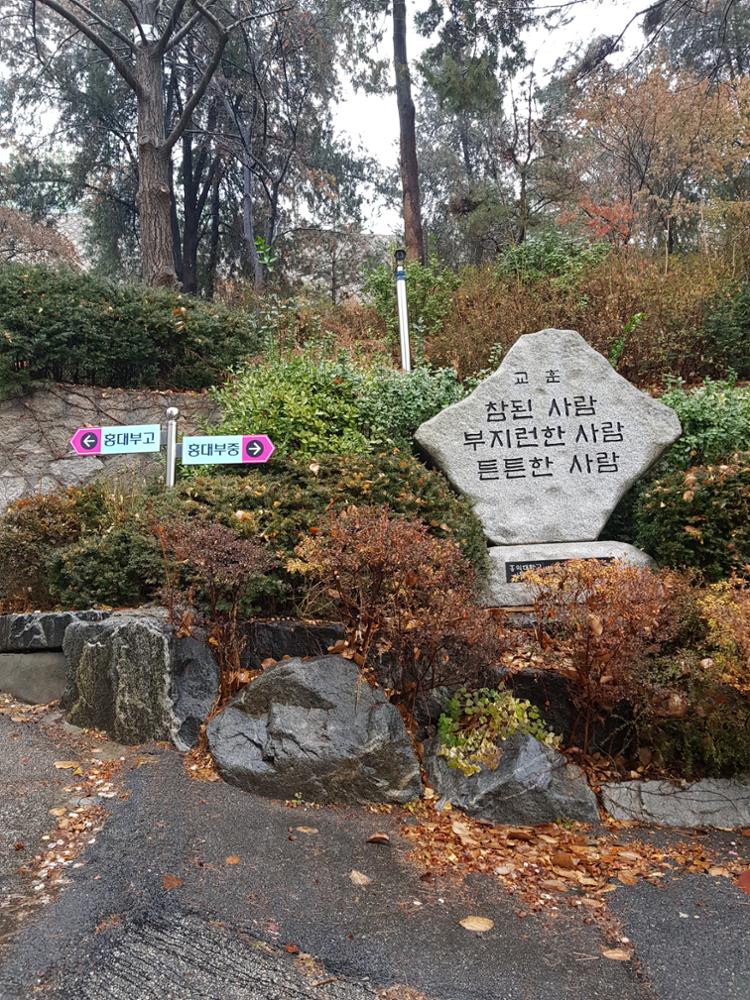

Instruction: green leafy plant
[210,353,368,458]
[356,364,466,447]
[364,254,461,358]
[660,377,750,471]
[0,264,263,392]
[210,351,466,457]
[635,454,750,580]
[48,523,162,608]
[437,688,560,776]
[496,229,610,287]
[0,485,107,610]
[609,311,645,370]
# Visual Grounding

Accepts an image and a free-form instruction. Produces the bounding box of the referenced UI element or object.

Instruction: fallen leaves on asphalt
[401,801,745,910]
[366,832,391,846]
[602,947,632,961]
[459,916,494,933]
[161,874,183,890]
[224,855,241,865]
[182,747,220,782]
[349,869,372,886]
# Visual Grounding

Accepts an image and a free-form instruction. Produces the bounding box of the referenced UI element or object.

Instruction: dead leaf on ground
[367,832,391,846]
[459,916,494,933]
[349,869,372,886]
[161,874,182,890]
[95,913,122,934]
[225,855,241,865]
[602,948,631,961]
[736,870,750,895]
[54,761,80,770]
[295,826,319,835]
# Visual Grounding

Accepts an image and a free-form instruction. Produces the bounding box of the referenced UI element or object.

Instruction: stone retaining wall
[0,383,217,512]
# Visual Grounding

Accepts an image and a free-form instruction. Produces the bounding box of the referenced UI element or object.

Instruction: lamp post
[394,248,411,372]
[165,406,179,489]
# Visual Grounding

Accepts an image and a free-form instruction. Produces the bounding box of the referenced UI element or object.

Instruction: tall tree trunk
[206,170,222,299]
[135,41,177,287]
[181,133,199,294]
[516,170,529,244]
[240,123,263,293]
[392,0,424,263]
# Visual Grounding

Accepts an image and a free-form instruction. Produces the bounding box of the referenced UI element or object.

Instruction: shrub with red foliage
[154,519,277,702]
[523,559,693,752]
[294,505,501,720]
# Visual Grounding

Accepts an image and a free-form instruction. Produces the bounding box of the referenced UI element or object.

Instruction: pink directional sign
[242,434,275,464]
[70,423,160,456]
[70,427,102,455]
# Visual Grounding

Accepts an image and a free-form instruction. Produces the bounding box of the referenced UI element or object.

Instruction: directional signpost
[181,434,275,466]
[70,424,161,456]
[69,411,275,489]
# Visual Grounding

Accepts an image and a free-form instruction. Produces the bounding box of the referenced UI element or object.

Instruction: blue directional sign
[181,434,275,465]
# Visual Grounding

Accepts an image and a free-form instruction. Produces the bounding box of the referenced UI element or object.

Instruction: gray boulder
[0,611,111,652]
[170,635,220,751]
[425,733,599,825]
[601,779,750,829]
[62,614,218,747]
[207,655,422,804]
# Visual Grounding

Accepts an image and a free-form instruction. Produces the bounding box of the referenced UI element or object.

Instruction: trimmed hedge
[635,453,750,581]
[0,265,262,392]
[211,354,466,457]
[160,451,489,579]
[0,451,488,612]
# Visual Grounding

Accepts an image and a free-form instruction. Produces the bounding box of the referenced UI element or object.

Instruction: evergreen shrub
[0,264,263,392]
[635,454,750,580]
[0,452,488,612]
[211,352,465,456]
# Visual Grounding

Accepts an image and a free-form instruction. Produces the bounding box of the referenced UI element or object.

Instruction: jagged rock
[601,779,750,829]
[207,655,422,805]
[170,635,220,751]
[62,616,173,744]
[0,611,111,652]
[241,620,345,670]
[61,614,218,748]
[425,733,599,825]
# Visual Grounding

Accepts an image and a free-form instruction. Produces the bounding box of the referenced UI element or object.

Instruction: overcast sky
[336,0,647,231]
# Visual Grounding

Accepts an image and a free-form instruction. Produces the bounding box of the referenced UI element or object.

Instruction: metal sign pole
[394,248,411,372]
[165,406,179,490]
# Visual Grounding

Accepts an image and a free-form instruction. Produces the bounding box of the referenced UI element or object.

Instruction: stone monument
[415,328,681,605]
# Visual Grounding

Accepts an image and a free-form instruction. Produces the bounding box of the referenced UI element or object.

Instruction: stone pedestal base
[483,541,654,607]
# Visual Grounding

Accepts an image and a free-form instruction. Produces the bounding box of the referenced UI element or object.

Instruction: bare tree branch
[164,10,203,52]
[163,5,228,152]
[35,0,139,91]
[157,0,191,54]
[63,0,134,49]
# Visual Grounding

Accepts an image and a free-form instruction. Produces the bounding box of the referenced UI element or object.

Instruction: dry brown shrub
[523,559,692,752]
[700,572,750,692]
[292,504,501,720]
[155,520,277,702]
[426,252,730,386]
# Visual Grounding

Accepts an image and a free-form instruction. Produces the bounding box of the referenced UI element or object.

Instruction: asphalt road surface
[1,712,749,1000]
